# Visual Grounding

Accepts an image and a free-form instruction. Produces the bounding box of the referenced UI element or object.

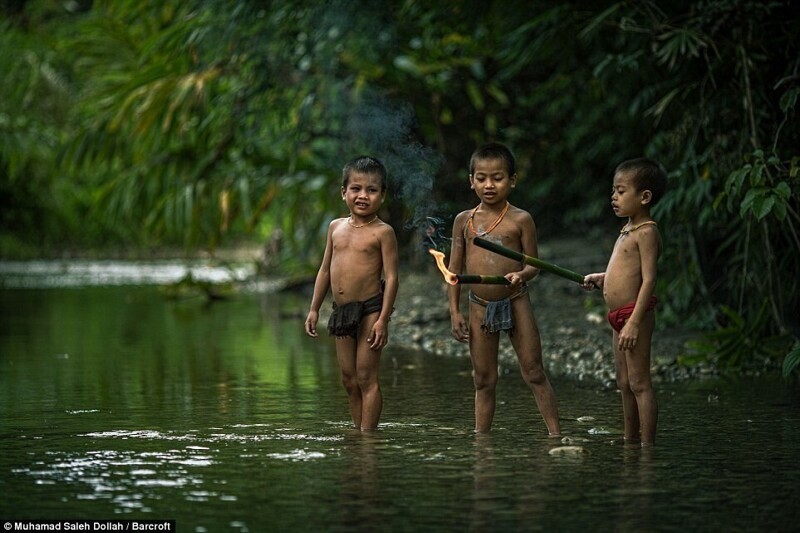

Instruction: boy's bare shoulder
[450,209,473,232]
[507,204,535,224]
[507,203,532,216]
[635,223,661,240]
[376,219,397,235]
[635,223,662,249]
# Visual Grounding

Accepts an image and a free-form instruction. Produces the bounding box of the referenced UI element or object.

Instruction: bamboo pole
[473,237,585,284]
[456,274,510,285]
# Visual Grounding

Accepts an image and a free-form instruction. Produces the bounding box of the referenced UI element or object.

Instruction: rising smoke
[345,91,448,252]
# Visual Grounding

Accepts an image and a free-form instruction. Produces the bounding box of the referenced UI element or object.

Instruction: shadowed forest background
[1,0,798,378]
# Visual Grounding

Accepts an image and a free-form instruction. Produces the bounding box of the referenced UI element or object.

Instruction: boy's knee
[356,371,378,391]
[473,372,497,391]
[520,363,546,385]
[341,376,359,394]
[628,376,652,396]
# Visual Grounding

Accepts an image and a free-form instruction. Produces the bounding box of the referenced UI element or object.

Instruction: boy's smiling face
[341,171,385,219]
[469,157,516,206]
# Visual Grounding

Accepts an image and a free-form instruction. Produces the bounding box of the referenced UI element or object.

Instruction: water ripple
[266,449,327,462]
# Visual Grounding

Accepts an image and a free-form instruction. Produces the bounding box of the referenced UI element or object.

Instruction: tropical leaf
[783,343,800,379]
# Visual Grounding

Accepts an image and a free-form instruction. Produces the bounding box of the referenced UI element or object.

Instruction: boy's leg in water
[509,298,561,436]
[468,301,500,433]
[335,336,362,429]
[356,312,383,430]
[613,337,640,442]
[624,310,658,445]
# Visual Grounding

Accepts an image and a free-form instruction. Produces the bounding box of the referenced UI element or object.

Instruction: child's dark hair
[342,156,388,191]
[615,157,668,206]
[469,142,516,176]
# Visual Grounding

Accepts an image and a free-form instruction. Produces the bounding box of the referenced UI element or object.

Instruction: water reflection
[469,434,498,532]
[19,447,209,512]
[332,431,382,528]
[0,260,254,288]
[1,282,799,531]
[612,445,658,531]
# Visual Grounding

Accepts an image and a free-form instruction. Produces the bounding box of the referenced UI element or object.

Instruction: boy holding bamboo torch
[305,156,399,431]
[582,158,667,446]
[448,142,560,435]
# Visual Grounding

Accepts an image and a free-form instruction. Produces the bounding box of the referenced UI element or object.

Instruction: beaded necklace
[348,215,379,228]
[467,202,510,237]
[620,220,657,235]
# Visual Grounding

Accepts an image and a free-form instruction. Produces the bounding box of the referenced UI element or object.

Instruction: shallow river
[1,262,799,531]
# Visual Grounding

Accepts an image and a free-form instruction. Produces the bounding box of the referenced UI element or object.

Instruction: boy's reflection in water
[614,444,656,532]
[334,430,381,528]
[469,433,552,531]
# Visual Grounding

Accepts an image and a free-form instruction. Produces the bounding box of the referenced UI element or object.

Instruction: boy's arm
[368,224,399,349]
[510,210,539,286]
[448,212,469,343]
[618,227,660,350]
[305,221,335,337]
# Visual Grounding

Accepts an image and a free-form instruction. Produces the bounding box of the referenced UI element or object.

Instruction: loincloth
[327,293,383,338]
[468,284,528,334]
[607,296,658,333]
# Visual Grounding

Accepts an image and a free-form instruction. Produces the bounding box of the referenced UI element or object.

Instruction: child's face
[341,171,385,218]
[611,171,648,218]
[469,157,516,205]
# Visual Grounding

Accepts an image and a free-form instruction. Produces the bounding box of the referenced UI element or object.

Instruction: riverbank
[0,237,714,384]
[388,270,704,388]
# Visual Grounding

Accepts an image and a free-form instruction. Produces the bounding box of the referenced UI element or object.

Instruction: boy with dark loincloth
[448,142,561,435]
[305,156,399,431]
[583,157,667,446]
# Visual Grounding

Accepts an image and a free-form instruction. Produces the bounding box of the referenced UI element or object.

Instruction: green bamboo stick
[456,274,510,285]
[473,237,585,285]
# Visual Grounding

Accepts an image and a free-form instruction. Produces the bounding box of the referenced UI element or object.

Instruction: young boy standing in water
[448,142,561,435]
[305,156,399,431]
[583,158,667,446]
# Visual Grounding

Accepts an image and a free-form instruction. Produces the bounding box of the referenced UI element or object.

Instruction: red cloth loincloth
[607,296,658,333]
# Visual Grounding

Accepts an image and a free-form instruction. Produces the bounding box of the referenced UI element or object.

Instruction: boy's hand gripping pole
[472,237,586,285]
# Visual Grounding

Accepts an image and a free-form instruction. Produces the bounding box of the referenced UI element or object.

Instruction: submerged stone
[549,446,590,456]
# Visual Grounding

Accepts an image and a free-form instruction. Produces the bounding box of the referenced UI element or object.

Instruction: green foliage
[1,0,799,378]
[0,17,75,250]
[783,342,800,381]
[687,302,791,371]
[585,1,800,352]
[719,151,795,223]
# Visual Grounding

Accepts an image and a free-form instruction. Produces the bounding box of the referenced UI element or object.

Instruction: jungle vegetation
[1,0,798,377]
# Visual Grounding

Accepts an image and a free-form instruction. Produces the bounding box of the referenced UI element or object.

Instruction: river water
[1,261,799,532]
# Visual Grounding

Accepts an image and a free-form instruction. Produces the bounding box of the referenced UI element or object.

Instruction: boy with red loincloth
[448,142,561,435]
[583,158,668,446]
[305,156,399,431]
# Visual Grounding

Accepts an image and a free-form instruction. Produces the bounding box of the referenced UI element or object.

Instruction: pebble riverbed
[388,269,709,388]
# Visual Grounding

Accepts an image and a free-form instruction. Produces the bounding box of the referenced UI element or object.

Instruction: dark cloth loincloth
[327,293,384,338]
[468,285,528,334]
[607,295,658,333]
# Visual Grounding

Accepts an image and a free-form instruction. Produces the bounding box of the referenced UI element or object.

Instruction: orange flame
[428,249,458,285]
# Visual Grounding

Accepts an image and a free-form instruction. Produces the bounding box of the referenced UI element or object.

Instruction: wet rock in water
[576,416,595,422]
[561,436,590,444]
[549,445,589,456]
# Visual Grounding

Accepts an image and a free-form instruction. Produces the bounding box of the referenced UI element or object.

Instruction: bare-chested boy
[305,156,399,431]
[583,157,667,446]
[448,142,560,435]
